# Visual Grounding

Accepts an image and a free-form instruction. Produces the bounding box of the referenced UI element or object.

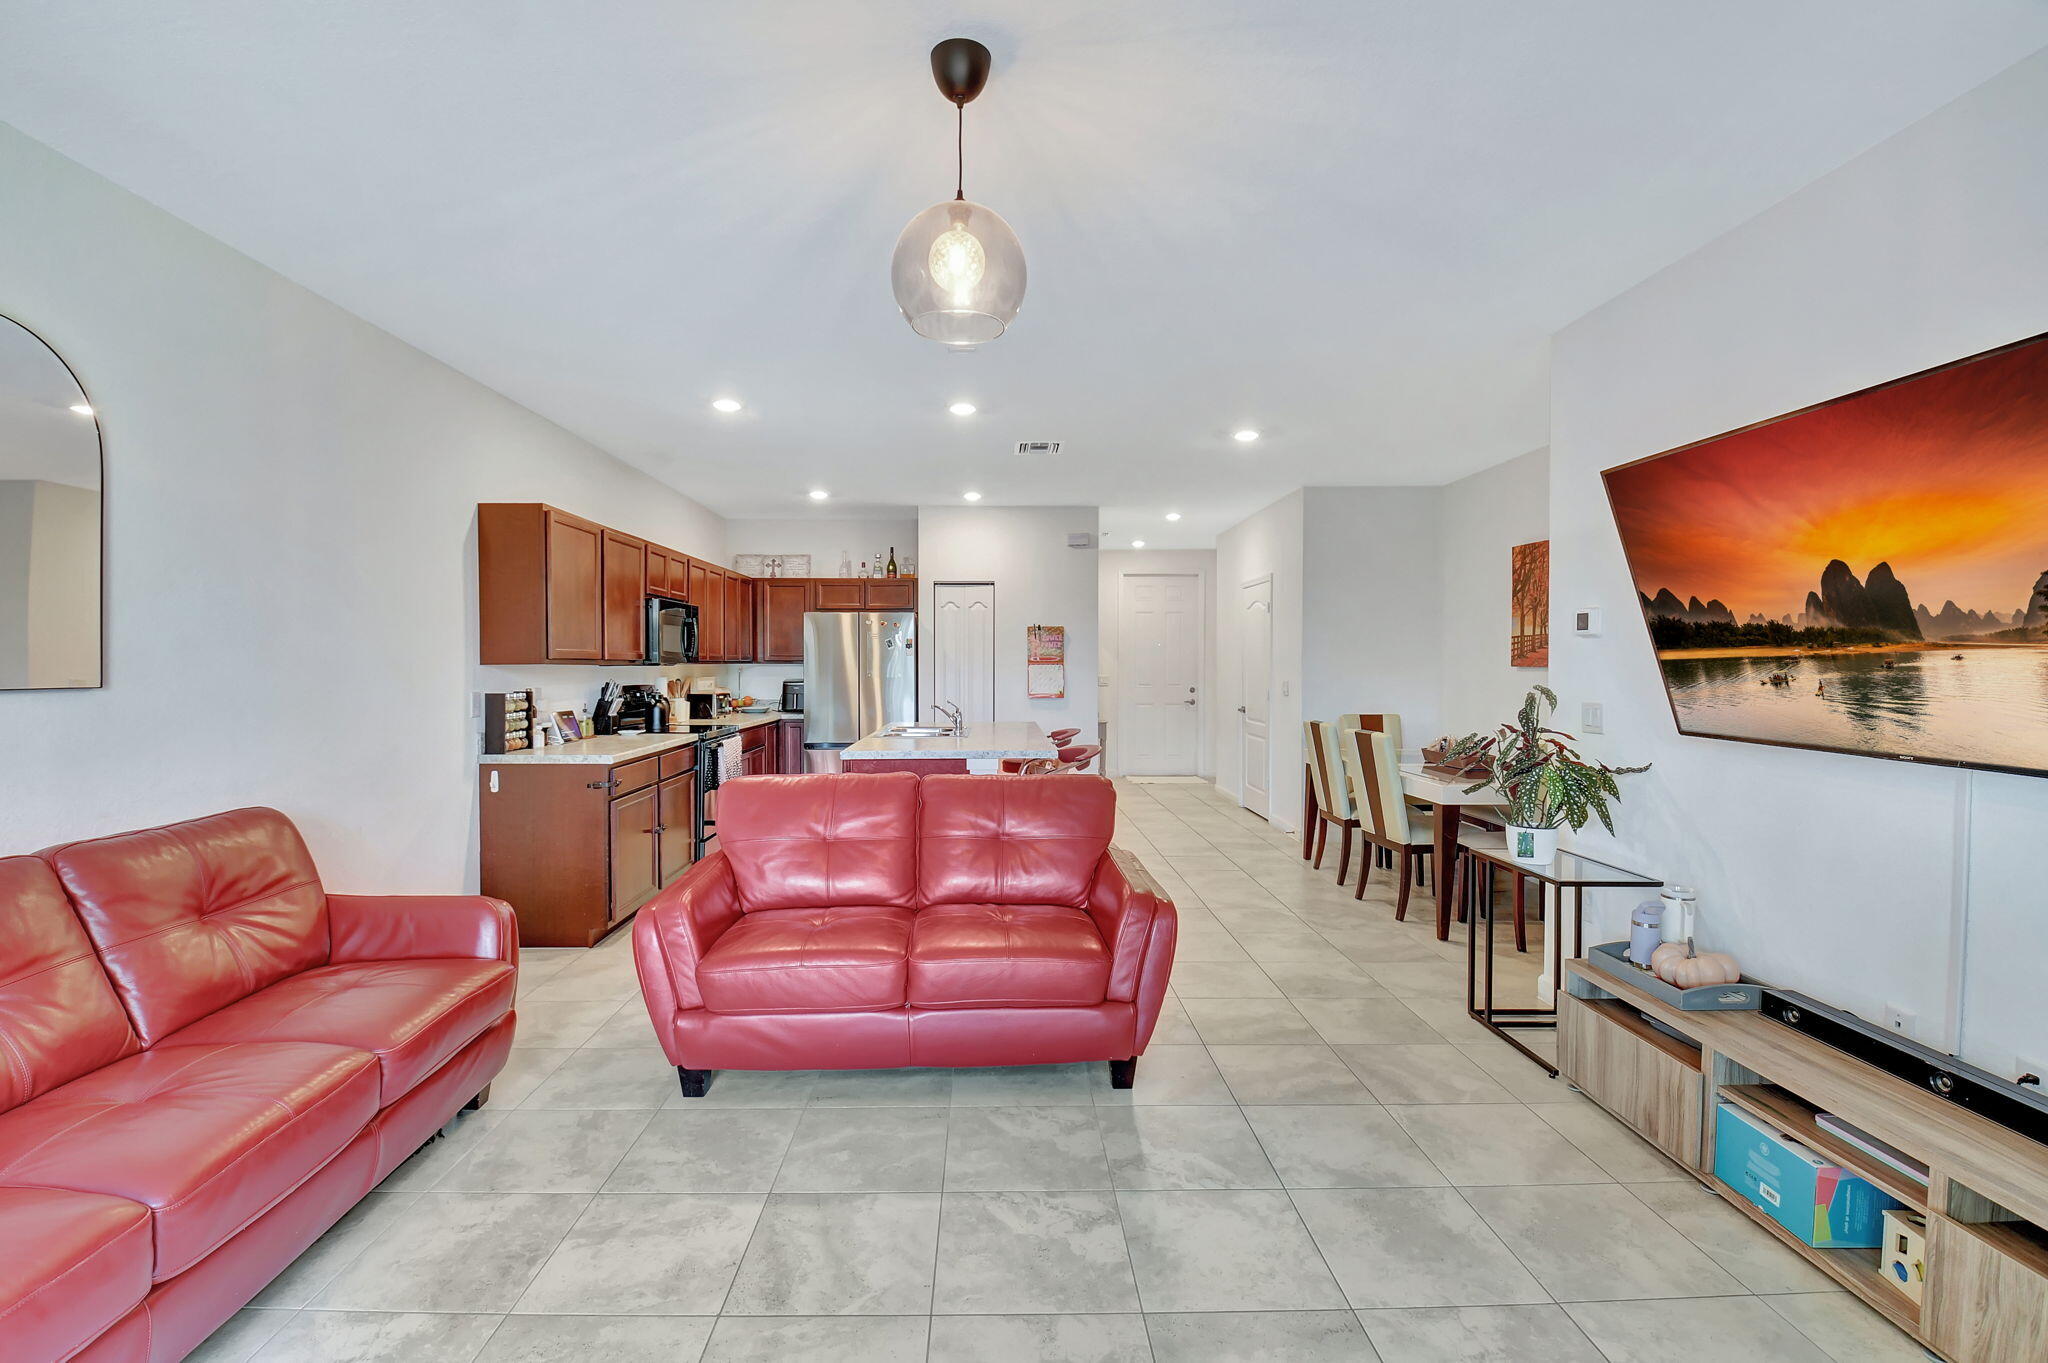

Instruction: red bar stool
[1047,728,1081,746]
[1021,743,1101,774]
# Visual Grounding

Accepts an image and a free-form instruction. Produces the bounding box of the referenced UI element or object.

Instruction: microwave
[643,596,698,666]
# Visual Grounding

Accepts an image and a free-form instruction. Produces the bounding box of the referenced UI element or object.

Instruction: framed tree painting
[1511,540,1549,667]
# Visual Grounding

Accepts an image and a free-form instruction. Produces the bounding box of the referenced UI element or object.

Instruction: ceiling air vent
[1015,440,1061,456]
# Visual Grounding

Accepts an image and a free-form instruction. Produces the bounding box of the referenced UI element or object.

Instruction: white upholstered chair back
[1343,727,1412,844]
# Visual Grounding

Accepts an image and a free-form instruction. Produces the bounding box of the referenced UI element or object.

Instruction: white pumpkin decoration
[1653,938,1740,989]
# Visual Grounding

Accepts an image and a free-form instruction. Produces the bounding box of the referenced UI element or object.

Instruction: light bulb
[1234,429,1260,443]
[929,227,986,304]
[949,401,977,417]
[1165,512,1182,522]
[962,491,983,502]
[1131,539,1146,549]
[711,398,742,413]
[808,489,829,501]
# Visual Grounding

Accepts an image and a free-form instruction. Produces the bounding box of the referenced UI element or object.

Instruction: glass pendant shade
[891,199,1026,348]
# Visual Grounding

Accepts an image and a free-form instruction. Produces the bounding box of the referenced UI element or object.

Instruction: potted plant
[1447,686,1648,864]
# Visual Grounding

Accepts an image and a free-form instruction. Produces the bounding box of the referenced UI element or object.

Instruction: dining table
[1396,763,1508,940]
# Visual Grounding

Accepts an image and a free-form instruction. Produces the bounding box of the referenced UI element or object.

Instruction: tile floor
[189,779,1930,1362]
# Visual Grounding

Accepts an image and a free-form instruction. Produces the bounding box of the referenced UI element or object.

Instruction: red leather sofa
[634,773,1176,1095]
[0,808,516,1363]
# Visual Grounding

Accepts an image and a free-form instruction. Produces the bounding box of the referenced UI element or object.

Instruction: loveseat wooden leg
[677,1067,714,1098]
[463,1084,492,1112]
[1109,1057,1138,1089]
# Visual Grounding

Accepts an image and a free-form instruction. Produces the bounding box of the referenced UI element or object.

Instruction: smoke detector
[1015,440,1061,456]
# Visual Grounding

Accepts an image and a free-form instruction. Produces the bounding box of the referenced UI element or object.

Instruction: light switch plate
[1581,702,1604,734]
[1280,680,1291,697]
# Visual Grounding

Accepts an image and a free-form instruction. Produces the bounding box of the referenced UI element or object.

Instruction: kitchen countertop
[842,721,1056,762]
[481,711,797,765]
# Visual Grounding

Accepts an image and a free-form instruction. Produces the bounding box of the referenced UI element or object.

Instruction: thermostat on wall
[1068,532,1094,548]
[1574,608,1602,636]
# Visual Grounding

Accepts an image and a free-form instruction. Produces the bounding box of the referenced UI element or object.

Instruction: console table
[1561,958,2048,1362]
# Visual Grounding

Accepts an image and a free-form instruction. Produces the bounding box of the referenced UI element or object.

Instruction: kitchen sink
[883,724,957,737]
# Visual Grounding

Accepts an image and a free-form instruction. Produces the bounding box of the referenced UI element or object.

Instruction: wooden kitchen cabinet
[862,577,917,611]
[776,717,805,773]
[757,580,810,662]
[725,573,755,662]
[481,742,698,947]
[741,722,771,775]
[601,530,647,662]
[696,564,726,660]
[479,504,604,663]
[812,578,864,610]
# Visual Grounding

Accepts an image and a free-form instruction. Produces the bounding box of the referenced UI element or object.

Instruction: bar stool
[1047,728,1081,746]
[1018,744,1101,774]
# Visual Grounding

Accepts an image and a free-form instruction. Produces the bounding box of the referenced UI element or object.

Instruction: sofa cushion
[0,1186,153,1363]
[918,775,1117,908]
[718,774,920,911]
[159,959,515,1104]
[697,906,913,1014]
[43,808,330,1046]
[908,903,1110,1009]
[0,856,140,1115]
[0,1041,378,1280]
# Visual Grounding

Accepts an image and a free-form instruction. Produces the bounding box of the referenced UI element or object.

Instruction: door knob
[1236,705,1247,713]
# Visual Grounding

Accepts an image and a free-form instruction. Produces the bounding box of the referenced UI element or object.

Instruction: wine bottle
[886,546,898,578]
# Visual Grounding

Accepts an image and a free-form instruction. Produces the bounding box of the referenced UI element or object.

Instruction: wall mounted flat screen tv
[1604,331,2048,778]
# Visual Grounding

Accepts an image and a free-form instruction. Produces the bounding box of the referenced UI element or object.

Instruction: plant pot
[1507,824,1559,865]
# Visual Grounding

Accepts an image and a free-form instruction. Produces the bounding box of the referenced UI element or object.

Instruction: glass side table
[1451,834,1661,1075]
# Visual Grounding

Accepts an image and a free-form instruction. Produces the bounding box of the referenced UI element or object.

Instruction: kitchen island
[840,721,1057,774]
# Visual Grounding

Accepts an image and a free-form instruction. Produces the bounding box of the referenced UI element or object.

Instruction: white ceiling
[3,3,2043,547]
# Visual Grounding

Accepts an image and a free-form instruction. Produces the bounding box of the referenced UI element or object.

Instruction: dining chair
[1341,726,1437,920]
[1339,713,1407,868]
[1017,743,1102,774]
[1303,721,1360,883]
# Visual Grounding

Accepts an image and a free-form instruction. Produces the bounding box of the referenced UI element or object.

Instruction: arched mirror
[0,315,102,689]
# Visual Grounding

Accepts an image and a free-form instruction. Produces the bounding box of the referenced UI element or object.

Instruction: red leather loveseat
[634,773,1176,1095]
[0,808,516,1363]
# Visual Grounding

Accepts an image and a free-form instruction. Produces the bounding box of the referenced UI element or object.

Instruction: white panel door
[1120,573,1201,775]
[1238,577,1273,816]
[931,582,995,724]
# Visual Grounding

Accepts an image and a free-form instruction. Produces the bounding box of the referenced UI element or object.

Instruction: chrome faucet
[934,701,964,735]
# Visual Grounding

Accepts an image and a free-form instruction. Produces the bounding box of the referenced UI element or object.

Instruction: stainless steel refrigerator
[803,611,916,767]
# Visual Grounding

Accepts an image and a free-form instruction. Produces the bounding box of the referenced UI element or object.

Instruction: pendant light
[890,38,1026,348]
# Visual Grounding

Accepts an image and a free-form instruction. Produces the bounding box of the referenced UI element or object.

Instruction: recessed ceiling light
[949,401,978,417]
[962,490,983,501]
[1131,539,1146,549]
[807,488,829,501]
[1165,512,1182,522]
[1233,428,1260,443]
[711,397,743,413]
[69,403,93,416]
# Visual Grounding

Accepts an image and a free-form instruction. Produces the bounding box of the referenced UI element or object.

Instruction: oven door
[644,598,698,665]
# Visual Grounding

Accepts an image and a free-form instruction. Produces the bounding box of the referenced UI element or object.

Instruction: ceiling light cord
[955,102,965,201]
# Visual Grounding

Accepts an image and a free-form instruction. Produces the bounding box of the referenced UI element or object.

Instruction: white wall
[1301,486,1446,748]
[723,516,916,578]
[916,505,1099,738]
[1098,548,1217,777]
[1214,491,1305,825]
[0,123,727,891]
[1440,447,1550,736]
[1549,50,2048,1076]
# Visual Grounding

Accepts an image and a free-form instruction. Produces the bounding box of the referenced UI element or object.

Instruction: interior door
[1121,573,1201,775]
[1238,577,1273,816]
[931,583,995,725]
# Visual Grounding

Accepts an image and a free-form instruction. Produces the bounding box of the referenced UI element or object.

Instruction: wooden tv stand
[1561,959,2048,1362]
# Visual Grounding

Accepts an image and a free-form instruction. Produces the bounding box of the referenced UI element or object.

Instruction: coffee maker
[612,684,668,734]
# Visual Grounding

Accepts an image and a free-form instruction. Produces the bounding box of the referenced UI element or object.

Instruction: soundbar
[1761,989,2048,1147]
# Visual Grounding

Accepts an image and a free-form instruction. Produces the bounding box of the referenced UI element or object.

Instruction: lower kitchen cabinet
[480,743,698,947]
[776,717,804,773]
[742,722,771,775]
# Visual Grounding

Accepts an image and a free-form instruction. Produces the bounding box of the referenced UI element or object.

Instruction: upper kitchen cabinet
[646,545,682,598]
[725,573,755,662]
[757,579,811,662]
[480,503,607,663]
[601,530,647,661]
[812,578,864,610]
[863,577,916,611]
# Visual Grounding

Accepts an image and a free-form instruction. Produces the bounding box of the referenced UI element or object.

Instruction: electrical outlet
[1883,1005,1916,1038]
[1581,702,1604,734]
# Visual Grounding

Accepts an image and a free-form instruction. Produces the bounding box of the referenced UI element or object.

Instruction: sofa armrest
[632,851,744,1026]
[1088,847,1172,1003]
[327,894,518,968]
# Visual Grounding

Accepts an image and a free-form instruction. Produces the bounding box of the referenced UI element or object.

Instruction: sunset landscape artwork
[1604,332,2048,776]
